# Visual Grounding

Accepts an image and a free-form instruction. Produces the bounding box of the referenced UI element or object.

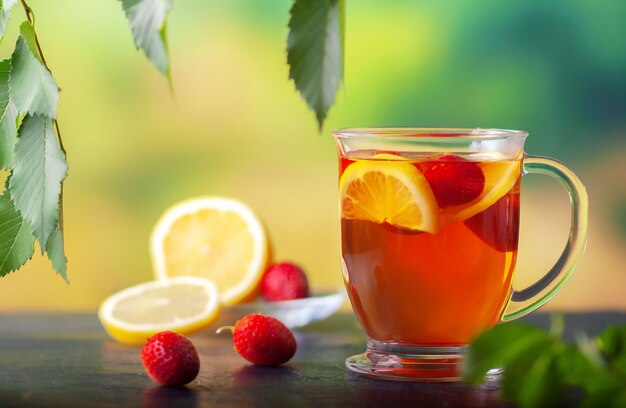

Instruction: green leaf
[555,344,598,385]
[597,325,626,373]
[9,114,67,251]
[598,325,626,361]
[0,183,35,277]
[18,20,42,63]
[0,58,10,116]
[287,0,345,129]
[462,322,550,383]
[45,223,67,282]
[120,0,172,77]
[581,372,626,408]
[0,58,17,169]
[549,311,564,338]
[0,102,16,168]
[576,331,607,370]
[466,321,626,408]
[0,0,17,44]
[9,22,59,118]
[501,344,565,408]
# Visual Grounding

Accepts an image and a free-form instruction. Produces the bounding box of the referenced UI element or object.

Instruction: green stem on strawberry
[216,326,235,335]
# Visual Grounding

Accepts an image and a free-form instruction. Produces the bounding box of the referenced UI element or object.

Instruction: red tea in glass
[341,154,520,345]
[333,128,587,381]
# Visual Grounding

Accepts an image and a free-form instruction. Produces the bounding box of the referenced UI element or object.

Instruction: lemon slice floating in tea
[439,161,521,226]
[98,276,221,344]
[339,158,439,233]
[150,197,270,306]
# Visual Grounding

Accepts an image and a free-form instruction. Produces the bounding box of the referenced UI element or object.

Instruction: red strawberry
[141,331,200,387]
[421,154,485,208]
[465,185,520,252]
[218,313,297,366]
[261,262,309,301]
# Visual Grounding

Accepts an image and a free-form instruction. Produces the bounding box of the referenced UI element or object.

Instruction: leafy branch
[19,0,67,242]
[0,0,67,281]
[464,315,626,407]
[20,1,46,65]
[0,0,347,279]
[119,0,345,128]
[19,0,65,152]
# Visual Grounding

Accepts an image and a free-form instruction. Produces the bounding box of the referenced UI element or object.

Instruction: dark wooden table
[0,312,624,407]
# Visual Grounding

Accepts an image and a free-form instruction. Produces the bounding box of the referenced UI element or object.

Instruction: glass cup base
[345,340,500,382]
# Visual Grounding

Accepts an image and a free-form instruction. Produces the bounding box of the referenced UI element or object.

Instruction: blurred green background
[0,0,624,311]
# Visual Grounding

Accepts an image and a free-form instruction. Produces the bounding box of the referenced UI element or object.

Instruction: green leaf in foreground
[464,321,578,408]
[9,114,67,251]
[45,223,67,282]
[597,325,626,373]
[0,184,35,277]
[0,58,17,169]
[500,342,567,408]
[9,22,59,118]
[462,322,551,384]
[463,323,565,407]
[120,0,172,77]
[465,319,626,408]
[0,0,18,44]
[287,0,345,129]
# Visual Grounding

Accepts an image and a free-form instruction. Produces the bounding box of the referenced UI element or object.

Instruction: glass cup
[332,128,588,381]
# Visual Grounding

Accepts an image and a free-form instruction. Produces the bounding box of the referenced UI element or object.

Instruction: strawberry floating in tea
[465,183,521,252]
[420,154,485,207]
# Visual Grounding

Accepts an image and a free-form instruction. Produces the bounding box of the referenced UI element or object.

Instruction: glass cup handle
[501,155,589,322]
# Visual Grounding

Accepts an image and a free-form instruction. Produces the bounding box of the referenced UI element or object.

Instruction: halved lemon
[98,276,221,344]
[150,197,269,306]
[440,160,521,226]
[339,159,438,233]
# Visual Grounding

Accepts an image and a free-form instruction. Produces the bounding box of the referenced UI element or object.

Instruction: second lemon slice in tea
[439,160,521,226]
[340,159,439,233]
[151,197,269,306]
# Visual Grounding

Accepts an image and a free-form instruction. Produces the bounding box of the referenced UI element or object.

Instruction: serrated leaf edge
[8,31,60,118]
[9,114,67,251]
[0,0,18,45]
[45,222,68,283]
[121,0,172,76]
[0,215,34,275]
[0,186,35,276]
[287,0,345,129]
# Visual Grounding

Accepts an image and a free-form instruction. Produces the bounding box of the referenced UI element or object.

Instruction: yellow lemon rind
[339,160,439,233]
[98,276,221,345]
[150,197,269,306]
[440,161,521,226]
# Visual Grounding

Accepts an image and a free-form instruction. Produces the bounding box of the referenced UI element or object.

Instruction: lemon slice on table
[98,277,221,345]
[440,160,521,226]
[150,197,269,306]
[339,159,439,233]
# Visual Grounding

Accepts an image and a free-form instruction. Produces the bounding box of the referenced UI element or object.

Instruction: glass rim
[331,127,528,140]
